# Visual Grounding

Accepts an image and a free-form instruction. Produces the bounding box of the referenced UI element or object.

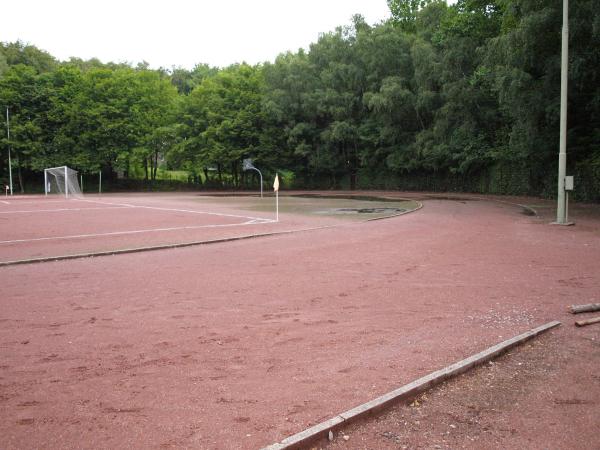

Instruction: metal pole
[64,166,68,198]
[556,0,569,224]
[6,107,13,195]
[99,170,102,194]
[44,169,48,195]
[250,167,263,198]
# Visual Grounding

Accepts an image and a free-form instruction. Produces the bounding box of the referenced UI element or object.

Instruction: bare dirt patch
[324,326,600,450]
[1,192,599,449]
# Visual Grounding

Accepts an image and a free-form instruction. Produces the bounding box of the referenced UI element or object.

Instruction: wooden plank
[569,303,600,314]
[575,316,600,327]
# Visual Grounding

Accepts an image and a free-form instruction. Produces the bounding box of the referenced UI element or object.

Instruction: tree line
[1,0,599,200]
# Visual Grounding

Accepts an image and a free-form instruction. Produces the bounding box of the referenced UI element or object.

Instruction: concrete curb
[481,197,538,217]
[0,227,334,267]
[0,199,422,267]
[417,193,539,218]
[262,320,561,450]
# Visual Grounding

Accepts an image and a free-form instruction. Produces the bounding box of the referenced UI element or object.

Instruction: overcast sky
[1,0,394,69]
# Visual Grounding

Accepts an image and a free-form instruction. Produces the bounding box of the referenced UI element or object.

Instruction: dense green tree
[0,0,598,199]
[177,64,266,185]
[388,0,434,32]
[0,41,57,73]
[0,52,8,77]
[0,64,41,191]
[127,70,179,179]
[262,50,321,178]
[169,64,218,95]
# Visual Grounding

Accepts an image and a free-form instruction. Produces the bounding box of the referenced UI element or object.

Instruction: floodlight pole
[5,107,13,196]
[556,0,569,224]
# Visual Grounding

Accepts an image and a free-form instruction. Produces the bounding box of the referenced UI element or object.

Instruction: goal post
[44,166,83,198]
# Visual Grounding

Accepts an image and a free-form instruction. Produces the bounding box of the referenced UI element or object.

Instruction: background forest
[1,0,599,200]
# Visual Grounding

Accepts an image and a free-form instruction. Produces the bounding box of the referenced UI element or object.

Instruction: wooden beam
[575,316,600,327]
[569,303,600,314]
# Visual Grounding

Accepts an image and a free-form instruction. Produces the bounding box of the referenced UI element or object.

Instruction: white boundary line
[0,220,271,245]
[0,225,338,266]
[0,197,424,266]
[77,198,275,222]
[0,198,275,245]
[0,197,275,224]
[0,199,73,205]
[0,206,131,214]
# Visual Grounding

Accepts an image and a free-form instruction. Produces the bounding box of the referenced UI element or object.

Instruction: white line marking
[0,200,10,205]
[0,219,273,245]
[1,197,276,245]
[0,199,74,205]
[0,206,131,214]
[76,198,275,223]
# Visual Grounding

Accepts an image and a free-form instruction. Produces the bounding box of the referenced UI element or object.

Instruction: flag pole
[273,173,280,222]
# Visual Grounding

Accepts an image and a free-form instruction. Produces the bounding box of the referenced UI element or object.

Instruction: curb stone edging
[0,227,334,267]
[262,320,561,450]
[0,199,422,267]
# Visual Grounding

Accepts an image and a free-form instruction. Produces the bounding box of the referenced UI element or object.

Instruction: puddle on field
[195,194,419,221]
[319,207,406,215]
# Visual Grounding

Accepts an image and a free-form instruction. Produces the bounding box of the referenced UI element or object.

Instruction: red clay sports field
[0,192,599,449]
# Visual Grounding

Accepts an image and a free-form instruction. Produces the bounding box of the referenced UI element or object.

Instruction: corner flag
[273,174,280,222]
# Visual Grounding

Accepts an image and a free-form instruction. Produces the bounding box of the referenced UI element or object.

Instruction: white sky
[1,0,393,69]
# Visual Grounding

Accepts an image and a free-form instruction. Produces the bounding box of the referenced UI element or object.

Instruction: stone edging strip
[0,200,422,267]
[481,197,538,217]
[262,320,561,450]
[0,227,334,267]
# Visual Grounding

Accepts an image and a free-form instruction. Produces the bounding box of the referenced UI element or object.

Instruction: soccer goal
[44,166,83,198]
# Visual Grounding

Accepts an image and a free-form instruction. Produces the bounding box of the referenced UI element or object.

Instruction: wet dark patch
[521,207,536,216]
[335,207,406,214]
[292,194,402,203]
[422,195,474,202]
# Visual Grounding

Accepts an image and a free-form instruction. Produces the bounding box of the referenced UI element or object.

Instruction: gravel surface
[323,326,599,450]
[1,192,599,449]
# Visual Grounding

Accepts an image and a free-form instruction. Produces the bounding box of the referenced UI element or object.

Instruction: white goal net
[44,166,83,198]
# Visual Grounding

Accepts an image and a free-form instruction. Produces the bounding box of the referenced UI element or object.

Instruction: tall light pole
[556,0,569,224]
[5,107,13,196]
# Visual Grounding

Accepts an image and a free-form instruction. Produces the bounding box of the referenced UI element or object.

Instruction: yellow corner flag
[273,174,280,222]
